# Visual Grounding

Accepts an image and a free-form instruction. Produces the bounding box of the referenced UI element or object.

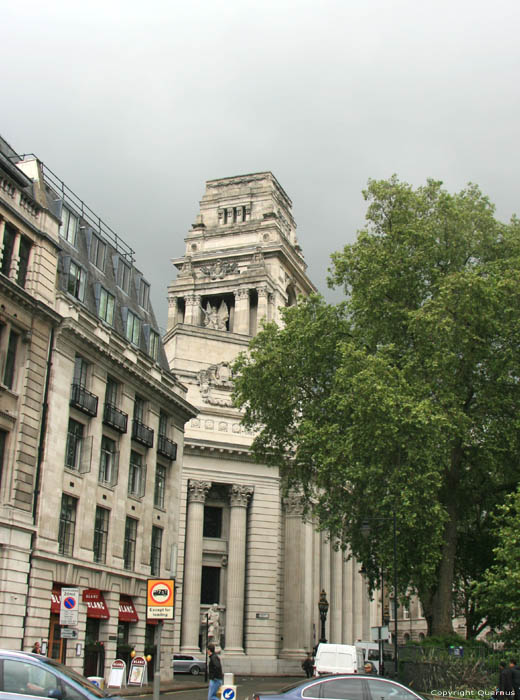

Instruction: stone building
[0,141,196,679]
[164,173,381,674]
[0,136,61,650]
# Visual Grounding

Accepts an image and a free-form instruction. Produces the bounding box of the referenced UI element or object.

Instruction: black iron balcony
[70,383,98,417]
[157,434,177,461]
[103,403,128,433]
[132,419,154,447]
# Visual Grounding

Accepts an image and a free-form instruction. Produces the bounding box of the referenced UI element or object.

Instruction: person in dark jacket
[302,653,314,678]
[207,643,223,700]
[498,661,513,698]
[510,660,520,700]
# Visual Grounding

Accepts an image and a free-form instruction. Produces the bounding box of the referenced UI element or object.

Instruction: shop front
[82,589,110,677]
[117,595,139,669]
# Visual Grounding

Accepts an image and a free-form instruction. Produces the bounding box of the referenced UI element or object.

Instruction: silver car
[0,649,123,699]
[172,654,206,675]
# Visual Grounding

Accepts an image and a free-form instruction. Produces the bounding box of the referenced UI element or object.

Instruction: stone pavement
[116,678,207,696]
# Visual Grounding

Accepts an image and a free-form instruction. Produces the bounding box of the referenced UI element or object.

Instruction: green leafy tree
[233,177,520,636]
[475,485,520,642]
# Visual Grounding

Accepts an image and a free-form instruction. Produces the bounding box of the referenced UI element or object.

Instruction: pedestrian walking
[302,653,314,678]
[363,661,377,675]
[207,643,223,700]
[510,660,520,700]
[497,661,513,698]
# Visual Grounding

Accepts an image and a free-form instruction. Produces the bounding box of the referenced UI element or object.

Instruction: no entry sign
[147,579,175,619]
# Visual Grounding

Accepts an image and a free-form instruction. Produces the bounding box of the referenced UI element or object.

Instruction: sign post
[147,579,175,700]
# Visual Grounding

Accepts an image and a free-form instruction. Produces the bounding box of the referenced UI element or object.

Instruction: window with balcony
[67,261,86,301]
[132,396,154,447]
[58,494,77,556]
[157,413,177,460]
[128,450,146,498]
[123,517,137,570]
[126,310,141,345]
[90,235,106,270]
[150,526,162,576]
[93,506,110,564]
[99,436,119,486]
[70,356,98,417]
[154,464,166,508]
[60,207,78,245]
[98,288,114,325]
[103,377,128,433]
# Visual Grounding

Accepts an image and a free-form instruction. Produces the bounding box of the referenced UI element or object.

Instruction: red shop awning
[119,595,139,623]
[82,589,110,619]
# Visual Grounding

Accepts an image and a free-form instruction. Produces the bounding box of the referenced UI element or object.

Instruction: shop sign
[128,656,147,686]
[82,589,110,619]
[119,595,139,622]
[107,659,126,688]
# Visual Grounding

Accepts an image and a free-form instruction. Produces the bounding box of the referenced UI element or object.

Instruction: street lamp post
[318,590,329,644]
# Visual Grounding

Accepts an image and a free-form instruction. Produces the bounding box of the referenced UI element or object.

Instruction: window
[134,396,145,422]
[58,494,77,556]
[159,412,168,437]
[17,235,32,287]
[65,419,84,471]
[105,376,118,405]
[150,526,162,576]
[201,566,220,604]
[98,288,114,325]
[99,436,118,486]
[366,680,419,700]
[90,235,106,270]
[67,261,86,301]
[149,329,160,360]
[0,429,7,489]
[3,328,19,390]
[123,516,137,570]
[154,464,166,508]
[139,279,150,309]
[93,506,109,564]
[73,355,88,387]
[126,310,141,344]
[204,506,222,538]
[309,678,365,700]
[128,450,145,497]
[1,223,16,277]
[60,207,78,245]
[2,659,61,696]
[118,261,131,293]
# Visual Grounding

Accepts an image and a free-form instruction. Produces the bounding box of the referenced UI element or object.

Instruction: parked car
[172,654,206,675]
[251,674,426,700]
[0,649,122,699]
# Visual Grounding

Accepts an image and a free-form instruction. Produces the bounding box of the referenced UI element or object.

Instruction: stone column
[9,230,21,281]
[330,545,343,642]
[167,295,179,330]
[180,479,211,653]
[354,556,364,641]
[342,551,354,644]
[225,484,254,654]
[184,294,201,326]
[233,288,250,335]
[257,286,269,329]
[280,491,306,659]
[0,219,5,269]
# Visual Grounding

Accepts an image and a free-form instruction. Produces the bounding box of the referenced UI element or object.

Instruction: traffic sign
[222,686,236,700]
[60,628,78,639]
[147,579,175,619]
[60,588,79,626]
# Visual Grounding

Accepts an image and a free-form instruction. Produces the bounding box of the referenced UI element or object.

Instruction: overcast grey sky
[3,0,520,329]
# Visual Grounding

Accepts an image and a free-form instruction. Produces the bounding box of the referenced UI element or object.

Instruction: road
[132,675,304,700]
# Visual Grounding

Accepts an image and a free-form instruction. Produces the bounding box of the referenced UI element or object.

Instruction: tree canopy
[233,176,520,636]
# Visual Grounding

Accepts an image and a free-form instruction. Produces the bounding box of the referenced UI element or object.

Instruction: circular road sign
[149,580,173,606]
[223,689,236,700]
[63,596,77,609]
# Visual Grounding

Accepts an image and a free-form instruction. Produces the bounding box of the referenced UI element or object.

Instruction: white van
[314,643,360,675]
[355,641,394,674]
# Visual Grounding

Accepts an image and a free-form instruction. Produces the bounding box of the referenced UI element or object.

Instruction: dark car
[251,674,425,700]
[0,649,123,700]
[172,654,206,675]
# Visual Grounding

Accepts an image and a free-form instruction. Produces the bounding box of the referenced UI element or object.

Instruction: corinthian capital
[229,484,254,508]
[283,490,305,516]
[188,479,211,503]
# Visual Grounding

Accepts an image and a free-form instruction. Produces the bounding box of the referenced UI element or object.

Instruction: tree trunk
[430,498,458,636]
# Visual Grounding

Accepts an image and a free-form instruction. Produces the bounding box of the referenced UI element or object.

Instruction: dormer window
[60,207,78,245]
[118,260,131,293]
[90,235,106,270]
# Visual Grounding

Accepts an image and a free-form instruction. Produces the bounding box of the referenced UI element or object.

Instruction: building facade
[163,173,381,674]
[0,142,196,679]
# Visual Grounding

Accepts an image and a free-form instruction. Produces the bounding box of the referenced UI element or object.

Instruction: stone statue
[207,603,221,645]
[201,301,229,330]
